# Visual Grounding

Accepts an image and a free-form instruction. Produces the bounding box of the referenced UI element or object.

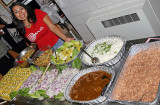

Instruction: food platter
[107,41,160,105]
[64,66,115,104]
[14,44,37,67]
[31,45,53,67]
[51,40,83,66]
[3,35,160,105]
[80,35,126,66]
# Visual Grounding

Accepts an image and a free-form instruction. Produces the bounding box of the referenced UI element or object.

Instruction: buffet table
[1,36,160,105]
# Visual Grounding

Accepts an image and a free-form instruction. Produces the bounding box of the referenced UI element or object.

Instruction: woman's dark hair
[9,2,37,35]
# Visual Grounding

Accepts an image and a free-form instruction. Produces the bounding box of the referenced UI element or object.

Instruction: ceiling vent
[101,13,140,28]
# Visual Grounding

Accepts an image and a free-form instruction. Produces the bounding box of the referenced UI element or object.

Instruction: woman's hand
[0,29,4,35]
[0,24,5,29]
[65,37,74,42]
[0,24,5,35]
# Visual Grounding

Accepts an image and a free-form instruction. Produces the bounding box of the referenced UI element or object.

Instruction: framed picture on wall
[1,0,13,6]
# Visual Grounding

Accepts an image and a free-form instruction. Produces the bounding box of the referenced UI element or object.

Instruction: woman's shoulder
[35,9,46,14]
[35,9,47,19]
[35,9,42,13]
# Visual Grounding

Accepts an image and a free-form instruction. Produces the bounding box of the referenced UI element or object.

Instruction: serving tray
[64,66,115,104]
[80,35,126,66]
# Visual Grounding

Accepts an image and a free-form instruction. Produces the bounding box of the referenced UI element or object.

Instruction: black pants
[0,52,14,76]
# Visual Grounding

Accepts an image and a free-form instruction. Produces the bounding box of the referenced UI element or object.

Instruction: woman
[9,2,74,50]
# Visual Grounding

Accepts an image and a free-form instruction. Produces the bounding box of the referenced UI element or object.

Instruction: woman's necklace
[24,23,31,28]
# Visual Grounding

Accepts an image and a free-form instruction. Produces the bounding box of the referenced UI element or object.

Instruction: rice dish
[111,43,160,102]
[82,37,124,64]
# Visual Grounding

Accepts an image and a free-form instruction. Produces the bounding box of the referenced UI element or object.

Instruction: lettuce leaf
[18,88,31,97]
[10,91,18,99]
[40,66,51,72]
[72,48,79,59]
[72,57,81,70]
[54,92,64,99]
[63,42,73,48]
[30,65,36,72]
[10,88,49,99]
[56,64,68,73]
[28,90,49,99]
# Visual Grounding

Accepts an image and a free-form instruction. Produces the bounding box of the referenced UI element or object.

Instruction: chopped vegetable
[20,70,42,89]
[51,40,82,64]
[9,91,18,100]
[34,49,53,67]
[18,88,30,97]
[91,42,112,55]
[56,64,68,73]
[10,88,49,99]
[72,57,81,70]
[29,69,58,95]
[54,92,64,99]
[40,66,51,72]
[29,90,49,99]
[46,68,79,98]
[30,65,37,72]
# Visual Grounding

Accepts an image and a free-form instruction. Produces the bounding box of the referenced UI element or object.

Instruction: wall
[55,0,146,42]
[0,3,5,14]
[0,0,15,17]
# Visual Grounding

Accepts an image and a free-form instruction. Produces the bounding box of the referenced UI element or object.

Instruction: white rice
[82,37,124,64]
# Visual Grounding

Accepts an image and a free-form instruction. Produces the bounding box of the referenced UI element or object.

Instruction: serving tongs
[101,75,111,96]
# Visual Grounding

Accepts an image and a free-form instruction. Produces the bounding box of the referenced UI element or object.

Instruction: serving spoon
[81,47,99,64]
[101,75,110,96]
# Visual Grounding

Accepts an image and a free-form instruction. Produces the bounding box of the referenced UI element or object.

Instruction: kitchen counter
[1,36,160,105]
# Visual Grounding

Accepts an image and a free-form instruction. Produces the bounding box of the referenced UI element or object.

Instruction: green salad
[51,40,82,64]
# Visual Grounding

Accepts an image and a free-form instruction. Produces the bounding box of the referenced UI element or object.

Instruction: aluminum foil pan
[80,35,126,66]
[64,66,115,104]
[107,41,160,105]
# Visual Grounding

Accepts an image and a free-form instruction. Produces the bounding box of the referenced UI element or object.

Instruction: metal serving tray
[80,35,126,66]
[107,41,160,105]
[64,66,115,104]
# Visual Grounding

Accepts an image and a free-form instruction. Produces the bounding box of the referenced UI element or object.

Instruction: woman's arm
[43,15,74,42]
[4,22,16,28]
[0,22,15,29]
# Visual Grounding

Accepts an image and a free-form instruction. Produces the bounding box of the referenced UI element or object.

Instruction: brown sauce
[69,71,111,101]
